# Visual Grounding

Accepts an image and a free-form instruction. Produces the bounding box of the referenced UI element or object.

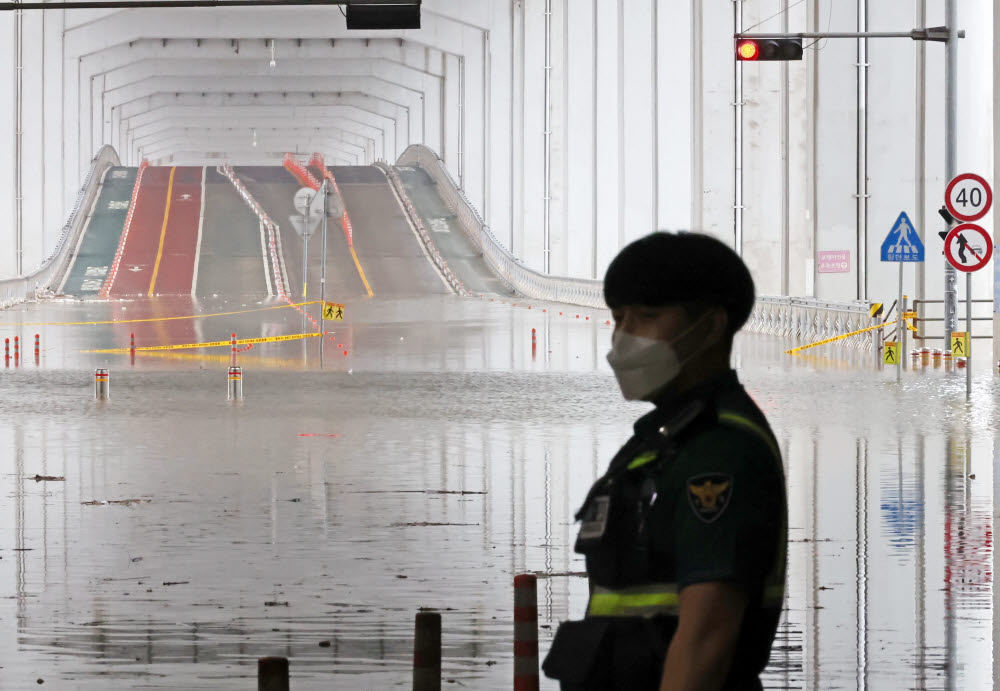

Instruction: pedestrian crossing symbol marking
[323,302,345,321]
[880,211,925,262]
[951,332,969,357]
[883,341,899,366]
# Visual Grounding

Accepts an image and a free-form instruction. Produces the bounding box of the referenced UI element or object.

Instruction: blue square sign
[880,211,925,262]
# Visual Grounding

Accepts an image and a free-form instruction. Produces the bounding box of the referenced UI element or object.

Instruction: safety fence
[911,298,993,341]
[0,145,121,308]
[394,144,606,309]
[747,296,874,349]
[283,153,321,191]
[375,162,469,296]
[218,163,288,300]
[306,152,354,247]
[99,158,149,298]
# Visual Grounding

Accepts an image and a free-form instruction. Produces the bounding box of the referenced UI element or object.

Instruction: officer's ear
[705,307,729,349]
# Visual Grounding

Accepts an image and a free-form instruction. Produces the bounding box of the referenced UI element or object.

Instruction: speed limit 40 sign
[946,173,993,222]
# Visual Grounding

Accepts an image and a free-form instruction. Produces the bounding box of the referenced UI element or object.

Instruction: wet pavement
[0,295,996,689]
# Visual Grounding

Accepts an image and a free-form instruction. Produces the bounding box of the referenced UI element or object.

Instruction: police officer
[543,232,786,691]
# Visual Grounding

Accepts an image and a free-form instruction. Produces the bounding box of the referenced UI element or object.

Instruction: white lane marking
[190,166,206,296]
[60,166,111,294]
[259,221,274,297]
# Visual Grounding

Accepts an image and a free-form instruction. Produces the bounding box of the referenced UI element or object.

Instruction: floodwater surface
[0,295,996,689]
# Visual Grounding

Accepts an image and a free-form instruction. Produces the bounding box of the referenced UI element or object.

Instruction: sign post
[943,173,992,400]
[880,211,925,381]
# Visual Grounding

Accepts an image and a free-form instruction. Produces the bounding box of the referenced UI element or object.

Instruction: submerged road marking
[84,331,322,353]
[191,167,207,296]
[148,166,177,295]
[1,301,321,327]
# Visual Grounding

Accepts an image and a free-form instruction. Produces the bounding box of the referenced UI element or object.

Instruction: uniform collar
[633,369,741,437]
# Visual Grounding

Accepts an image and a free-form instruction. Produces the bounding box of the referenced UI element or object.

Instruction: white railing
[394,144,607,309]
[747,296,874,349]
[0,145,120,308]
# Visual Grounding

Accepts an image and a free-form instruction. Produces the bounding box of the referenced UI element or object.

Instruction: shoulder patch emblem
[687,473,734,523]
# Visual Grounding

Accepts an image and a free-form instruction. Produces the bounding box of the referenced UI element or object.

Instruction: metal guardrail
[394,144,607,309]
[746,296,874,349]
[912,299,993,340]
[0,145,120,309]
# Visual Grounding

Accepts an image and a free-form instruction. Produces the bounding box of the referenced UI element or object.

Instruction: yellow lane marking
[0,301,321,327]
[84,331,322,354]
[349,245,374,297]
[148,166,177,295]
[135,350,317,369]
[785,320,897,355]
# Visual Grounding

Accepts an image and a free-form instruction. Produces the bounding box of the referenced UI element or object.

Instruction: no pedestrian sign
[944,223,993,272]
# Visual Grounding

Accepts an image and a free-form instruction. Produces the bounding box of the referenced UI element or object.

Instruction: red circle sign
[945,173,993,222]
[944,223,993,272]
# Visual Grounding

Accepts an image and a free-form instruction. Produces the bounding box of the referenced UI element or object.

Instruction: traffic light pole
[737,19,965,352]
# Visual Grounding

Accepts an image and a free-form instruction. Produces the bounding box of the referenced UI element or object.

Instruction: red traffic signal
[735,38,803,62]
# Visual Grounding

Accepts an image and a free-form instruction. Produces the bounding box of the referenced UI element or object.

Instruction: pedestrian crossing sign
[880,211,925,262]
[323,302,345,321]
[883,341,899,366]
[950,332,969,357]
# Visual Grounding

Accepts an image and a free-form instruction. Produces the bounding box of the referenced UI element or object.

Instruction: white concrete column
[564,0,596,278]
[0,12,16,277]
[592,0,623,276]
[655,0,691,233]
[20,11,46,270]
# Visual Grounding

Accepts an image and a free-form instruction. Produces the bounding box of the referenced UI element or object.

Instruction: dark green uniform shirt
[577,369,786,690]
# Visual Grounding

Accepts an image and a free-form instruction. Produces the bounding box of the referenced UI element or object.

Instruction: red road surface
[109,166,204,296]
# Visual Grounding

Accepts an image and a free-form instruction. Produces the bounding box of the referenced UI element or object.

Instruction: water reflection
[0,298,996,688]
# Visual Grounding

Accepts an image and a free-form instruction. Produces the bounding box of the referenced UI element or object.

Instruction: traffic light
[735,38,803,61]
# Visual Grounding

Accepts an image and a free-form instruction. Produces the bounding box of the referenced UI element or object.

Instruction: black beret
[603,232,756,334]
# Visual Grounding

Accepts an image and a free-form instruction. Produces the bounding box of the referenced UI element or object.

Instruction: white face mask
[605,317,704,401]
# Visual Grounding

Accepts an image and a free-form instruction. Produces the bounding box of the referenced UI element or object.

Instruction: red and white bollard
[33,334,39,365]
[227,366,243,401]
[230,333,237,367]
[513,574,540,691]
[129,333,136,366]
[13,336,19,366]
[531,328,537,360]
[4,338,8,368]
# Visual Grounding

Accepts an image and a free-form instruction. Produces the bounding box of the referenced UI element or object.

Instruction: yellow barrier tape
[2,301,320,328]
[785,320,898,355]
[84,331,322,354]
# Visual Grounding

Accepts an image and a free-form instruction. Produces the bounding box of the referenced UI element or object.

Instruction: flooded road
[0,295,995,689]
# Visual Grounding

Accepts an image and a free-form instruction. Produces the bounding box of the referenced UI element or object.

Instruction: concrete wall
[0,0,993,312]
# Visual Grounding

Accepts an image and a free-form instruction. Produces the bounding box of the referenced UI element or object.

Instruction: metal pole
[902,293,908,373]
[898,262,903,382]
[965,273,971,398]
[302,204,310,299]
[943,0,958,348]
[320,182,328,368]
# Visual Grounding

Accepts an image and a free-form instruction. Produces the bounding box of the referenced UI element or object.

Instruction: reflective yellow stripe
[587,583,679,618]
[627,450,658,471]
[717,412,781,463]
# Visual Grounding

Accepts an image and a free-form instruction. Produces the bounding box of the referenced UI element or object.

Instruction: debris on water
[162,581,190,586]
[82,499,150,507]
[29,475,64,482]
[318,640,331,648]
[389,522,479,527]
[264,601,289,607]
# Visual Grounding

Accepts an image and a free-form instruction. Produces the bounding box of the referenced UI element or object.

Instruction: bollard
[228,366,243,401]
[944,350,954,372]
[4,338,8,368]
[531,328,537,360]
[13,336,19,366]
[910,350,920,368]
[932,349,942,368]
[257,656,289,691]
[33,334,39,365]
[513,574,540,691]
[231,333,237,367]
[413,611,441,691]
[920,346,930,366]
[130,333,136,365]
[956,357,968,370]
[94,368,110,400]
